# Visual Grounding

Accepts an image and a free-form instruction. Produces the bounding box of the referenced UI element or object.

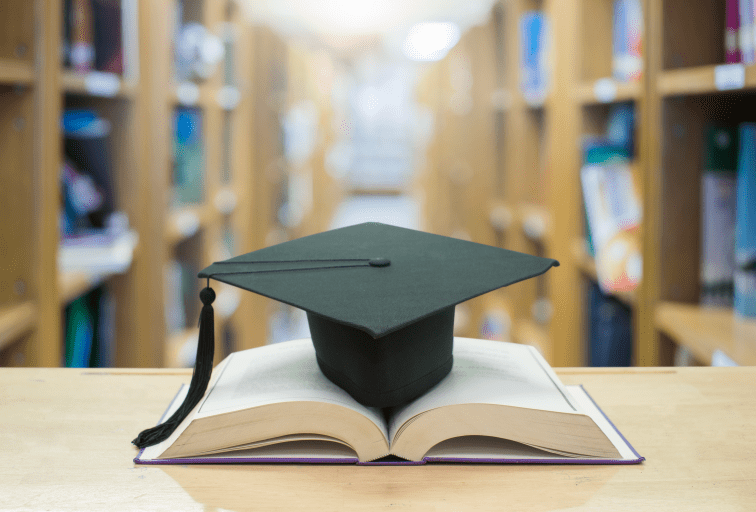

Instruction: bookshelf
[0,0,317,369]
[418,0,756,368]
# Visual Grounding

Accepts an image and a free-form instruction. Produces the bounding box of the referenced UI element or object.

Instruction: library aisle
[0,0,754,371]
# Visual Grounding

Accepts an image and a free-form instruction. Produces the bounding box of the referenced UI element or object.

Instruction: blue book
[735,123,756,317]
[173,108,205,205]
[519,12,548,104]
[589,282,632,367]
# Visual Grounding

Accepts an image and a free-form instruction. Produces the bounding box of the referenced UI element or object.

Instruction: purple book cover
[727,0,741,63]
[134,385,644,466]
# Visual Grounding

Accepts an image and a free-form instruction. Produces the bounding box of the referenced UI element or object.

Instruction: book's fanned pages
[135,384,643,465]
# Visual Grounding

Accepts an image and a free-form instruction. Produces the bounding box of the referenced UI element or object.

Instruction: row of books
[726,0,756,64]
[580,104,641,295]
[518,0,642,102]
[64,286,115,367]
[62,0,126,74]
[700,124,756,318]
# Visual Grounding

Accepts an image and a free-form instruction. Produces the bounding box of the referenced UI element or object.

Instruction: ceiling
[239,0,497,59]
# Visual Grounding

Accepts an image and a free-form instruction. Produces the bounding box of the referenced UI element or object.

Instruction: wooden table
[1,367,755,511]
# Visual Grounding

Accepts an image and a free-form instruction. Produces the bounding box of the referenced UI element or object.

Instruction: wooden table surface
[1,367,754,511]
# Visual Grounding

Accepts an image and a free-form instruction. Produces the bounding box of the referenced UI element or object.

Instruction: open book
[135,338,642,465]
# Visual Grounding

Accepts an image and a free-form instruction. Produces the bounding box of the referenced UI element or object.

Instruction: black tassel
[133,286,216,449]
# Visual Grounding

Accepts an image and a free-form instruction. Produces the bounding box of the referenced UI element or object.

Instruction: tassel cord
[132,287,215,449]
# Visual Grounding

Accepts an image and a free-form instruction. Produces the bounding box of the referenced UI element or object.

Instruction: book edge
[135,384,643,466]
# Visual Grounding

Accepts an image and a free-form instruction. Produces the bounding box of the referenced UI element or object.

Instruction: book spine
[589,283,632,367]
[92,0,124,74]
[70,0,95,72]
[739,0,754,63]
[736,123,756,317]
[700,126,738,307]
[727,0,742,63]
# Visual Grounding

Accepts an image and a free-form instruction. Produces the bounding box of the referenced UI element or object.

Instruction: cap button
[369,258,391,268]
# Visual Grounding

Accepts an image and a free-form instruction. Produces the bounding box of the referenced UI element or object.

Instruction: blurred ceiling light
[402,22,460,61]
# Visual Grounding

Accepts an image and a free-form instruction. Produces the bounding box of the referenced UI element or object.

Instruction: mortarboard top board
[133,222,558,449]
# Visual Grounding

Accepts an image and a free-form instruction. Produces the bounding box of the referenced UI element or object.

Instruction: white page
[389,338,581,442]
[196,339,387,439]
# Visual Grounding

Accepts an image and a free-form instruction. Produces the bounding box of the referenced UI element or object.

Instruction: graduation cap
[133,222,558,448]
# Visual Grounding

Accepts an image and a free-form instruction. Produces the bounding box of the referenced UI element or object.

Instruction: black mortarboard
[133,222,558,448]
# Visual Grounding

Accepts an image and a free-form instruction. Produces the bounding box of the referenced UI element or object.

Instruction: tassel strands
[132,287,216,448]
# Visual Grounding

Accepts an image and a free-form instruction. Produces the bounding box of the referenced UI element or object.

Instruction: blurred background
[0,0,754,370]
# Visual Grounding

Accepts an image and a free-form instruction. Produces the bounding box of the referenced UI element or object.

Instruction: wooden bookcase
[0,0,327,369]
[419,0,756,367]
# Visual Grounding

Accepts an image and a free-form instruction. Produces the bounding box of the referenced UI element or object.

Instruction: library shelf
[165,327,199,369]
[512,319,551,363]
[575,79,642,105]
[518,202,551,245]
[571,239,636,306]
[657,64,756,97]
[60,70,136,99]
[0,58,34,85]
[655,302,756,366]
[165,205,216,246]
[0,302,37,351]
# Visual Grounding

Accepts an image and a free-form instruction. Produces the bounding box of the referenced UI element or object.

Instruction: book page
[388,338,581,443]
[195,339,388,439]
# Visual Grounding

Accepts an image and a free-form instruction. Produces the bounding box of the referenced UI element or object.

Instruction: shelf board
[512,319,552,363]
[0,302,37,351]
[571,239,636,306]
[58,271,108,305]
[575,79,642,105]
[165,328,199,368]
[61,70,135,98]
[517,203,551,244]
[655,302,756,366]
[165,204,215,245]
[0,58,34,85]
[657,64,756,97]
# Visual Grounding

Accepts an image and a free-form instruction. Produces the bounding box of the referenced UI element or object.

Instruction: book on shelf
[135,338,643,465]
[92,0,124,74]
[726,0,742,63]
[62,109,116,232]
[588,282,632,367]
[63,0,124,73]
[519,11,549,105]
[612,0,643,82]
[59,215,137,274]
[64,286,114,368]
[736,123,756,317]
[172,108,205,205]
[700,125,738,308]
[739,0,755,63]
[581,139,642,295]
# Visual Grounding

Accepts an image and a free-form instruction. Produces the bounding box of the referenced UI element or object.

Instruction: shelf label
[714,64,745,91]
[84,72,121,97]
[522,213,547,240]
[593,78,617,103]
[176,82,200,106]
[217,86,241,110]
[214,189,237,214]
[174,211,200,238]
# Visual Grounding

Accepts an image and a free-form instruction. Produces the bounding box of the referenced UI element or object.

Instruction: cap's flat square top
[200,222,558,338]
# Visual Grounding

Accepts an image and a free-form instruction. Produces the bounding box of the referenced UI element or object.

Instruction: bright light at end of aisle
[402,22,460,61]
